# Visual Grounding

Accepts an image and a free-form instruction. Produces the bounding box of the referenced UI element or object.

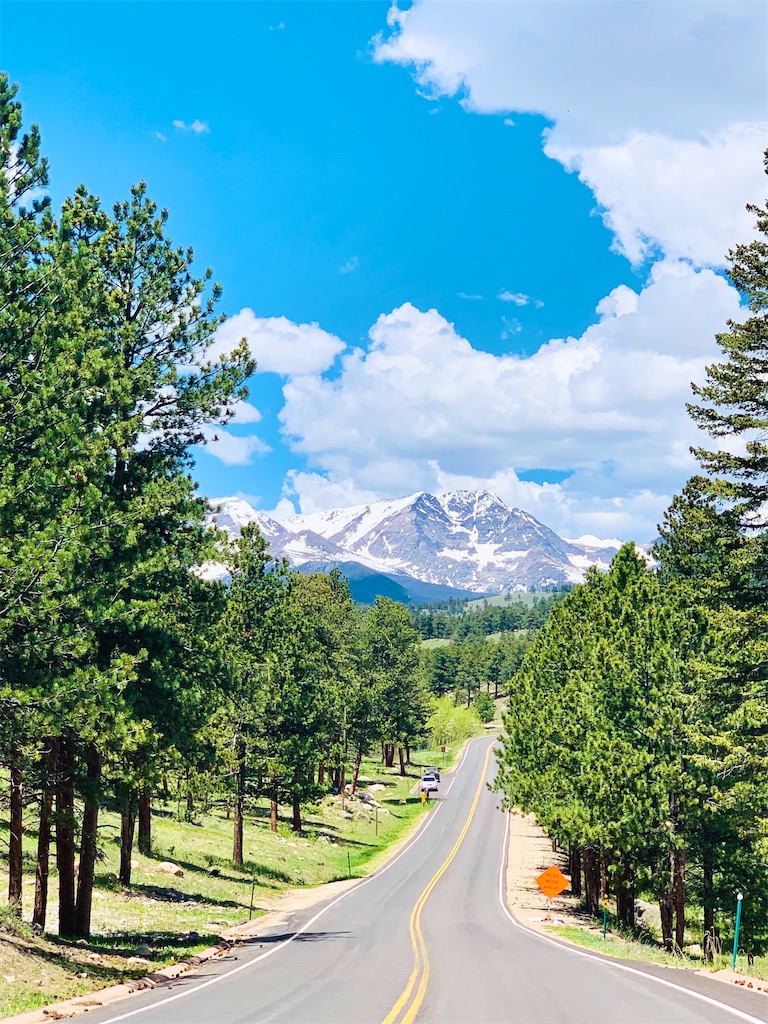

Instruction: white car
[420,773,438,793]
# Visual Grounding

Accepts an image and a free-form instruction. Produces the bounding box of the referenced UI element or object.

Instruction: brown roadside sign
[535,865,569,899]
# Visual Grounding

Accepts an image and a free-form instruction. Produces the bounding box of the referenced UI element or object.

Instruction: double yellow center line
[381,744,493,1024]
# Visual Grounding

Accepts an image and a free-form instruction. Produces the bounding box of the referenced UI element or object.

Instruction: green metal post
[602,894,608,940]
[732,892,743,970]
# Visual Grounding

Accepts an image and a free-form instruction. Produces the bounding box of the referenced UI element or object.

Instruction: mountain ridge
[205,490,624,601]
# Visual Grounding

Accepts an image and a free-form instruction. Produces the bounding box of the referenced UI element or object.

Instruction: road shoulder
[503,809,768,1022]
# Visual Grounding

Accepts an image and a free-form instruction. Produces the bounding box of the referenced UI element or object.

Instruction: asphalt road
[84,736,768,1024]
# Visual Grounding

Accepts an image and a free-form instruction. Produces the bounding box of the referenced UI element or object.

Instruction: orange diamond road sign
[535,865,569,899]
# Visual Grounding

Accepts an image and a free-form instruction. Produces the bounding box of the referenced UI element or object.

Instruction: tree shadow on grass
[79,930,222,959]
[125,882,243,909]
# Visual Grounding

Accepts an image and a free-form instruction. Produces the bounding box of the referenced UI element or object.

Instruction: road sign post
[535,865,569,921]
[602,893,609,940]
[732,892,743,970]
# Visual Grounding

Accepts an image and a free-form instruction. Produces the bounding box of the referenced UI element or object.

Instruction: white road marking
[496,811,767,1024]
[96,740,493,1024]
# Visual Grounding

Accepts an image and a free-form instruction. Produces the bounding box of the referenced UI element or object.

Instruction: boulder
[156,861,184,877]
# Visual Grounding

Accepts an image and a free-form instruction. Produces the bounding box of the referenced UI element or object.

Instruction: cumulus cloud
[197,424,269,466]
[228,400,262,425]
[550,123,768,265]
[278,268,741,538]
[173,119,210,135]
[210,309,346,376]
[374,1,767,267]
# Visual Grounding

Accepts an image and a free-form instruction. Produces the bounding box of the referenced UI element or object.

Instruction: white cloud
[229,400,262,425]
[210,309,346,376]
[198,425,269,466]
[276,471,384,519]
[155,131,167,143]
[374,1,767,267]
[458,292,484,300]
[550,123,768,265]
[173,119,210,135]
[278,267,741,538]
[498,290,542,307]
[500,315,521,340]
[340,256,359,274]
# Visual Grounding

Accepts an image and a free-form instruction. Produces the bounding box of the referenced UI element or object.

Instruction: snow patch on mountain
[206,490,627,595]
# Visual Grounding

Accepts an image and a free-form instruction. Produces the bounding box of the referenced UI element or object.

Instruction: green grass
[551,917,768,984]
[0,743,464,1016]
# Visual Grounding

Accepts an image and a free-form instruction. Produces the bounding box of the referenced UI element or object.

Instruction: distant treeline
[411,592,564,639]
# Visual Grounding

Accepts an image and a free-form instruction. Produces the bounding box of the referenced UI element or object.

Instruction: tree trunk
[270,777,278,833]
[318,763,325,786]
[56,735,76,936]
[405,743,411,765]
[615,857,635,928]
[669,792,686,952]
[350,746,364,795]
[568,845,582,899]
[582,847,600,916]
[398,746,406,777]
[233,749,245,865]
[74,743,101,938]
[138,789,152,856]
[599,849,608,901]
[33,738,57,930]
[384,743,395,768]
[659,891,674,953]
[703,850,715,962]
[292,766,302,833]
[119,793,136,886]
[672,845,686,952]
[8,751,23,913]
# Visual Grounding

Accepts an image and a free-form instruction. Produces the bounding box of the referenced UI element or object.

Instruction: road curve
[82,736,768,1024]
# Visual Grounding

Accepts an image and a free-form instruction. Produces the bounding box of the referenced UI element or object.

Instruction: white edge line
[98,740,491,1024]
[496,812,767,1024]
[445,734,487,795]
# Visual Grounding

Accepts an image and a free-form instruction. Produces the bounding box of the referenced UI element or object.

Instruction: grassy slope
[0,743,461,1017]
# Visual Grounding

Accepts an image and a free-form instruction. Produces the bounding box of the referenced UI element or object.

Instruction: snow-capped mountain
[205,491,624,600]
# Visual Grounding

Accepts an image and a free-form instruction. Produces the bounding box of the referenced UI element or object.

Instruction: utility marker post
[602,893,608,940]
[732,892,743,970]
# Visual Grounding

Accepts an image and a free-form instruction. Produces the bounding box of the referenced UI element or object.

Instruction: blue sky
[2,1,766,540]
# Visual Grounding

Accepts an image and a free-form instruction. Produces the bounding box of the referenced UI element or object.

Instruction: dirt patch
[504,811,598,937]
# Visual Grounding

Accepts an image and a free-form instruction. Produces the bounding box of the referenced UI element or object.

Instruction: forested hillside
[497,154,768,957]
[411,591,563,640]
